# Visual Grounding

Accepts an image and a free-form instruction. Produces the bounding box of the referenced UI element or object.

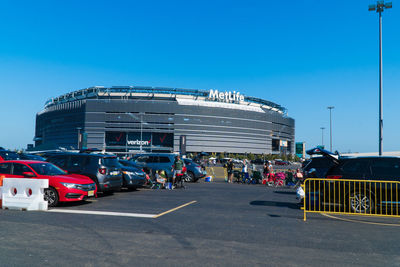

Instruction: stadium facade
[34,86,295,155]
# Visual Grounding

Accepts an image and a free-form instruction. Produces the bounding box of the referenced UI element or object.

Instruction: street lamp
[327,106,334,151]
[320,127,325,147]
[369,1,392,156]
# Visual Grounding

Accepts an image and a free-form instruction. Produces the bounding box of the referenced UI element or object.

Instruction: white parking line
[47,209,157,218]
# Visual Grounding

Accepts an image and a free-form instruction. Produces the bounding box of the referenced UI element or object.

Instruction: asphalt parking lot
[1,179,400,267]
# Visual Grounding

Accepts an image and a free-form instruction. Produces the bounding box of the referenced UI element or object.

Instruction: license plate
[88,190,94,197]
[110,171,119,176]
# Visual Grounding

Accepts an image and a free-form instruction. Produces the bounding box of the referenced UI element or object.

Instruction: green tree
[247,153,255,161]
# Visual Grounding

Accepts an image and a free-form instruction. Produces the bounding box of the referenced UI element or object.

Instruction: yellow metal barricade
[303,178,400,221]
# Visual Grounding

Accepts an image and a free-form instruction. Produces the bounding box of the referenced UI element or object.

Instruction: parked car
[118,159,146,189]
[130,153,180,178]
[45,152,123,193]
[305,147,400,213]
[0,160,97,207]
[183,158,206,182]
[0,150,21,161]
[18,153,46,161]
[251,159,266,165]
[274,160,290,166]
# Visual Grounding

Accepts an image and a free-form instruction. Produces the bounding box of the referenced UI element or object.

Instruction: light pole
[369,1,392,156]
[327,106,334,151]
[140,112,143,152]
[320,127,325,147]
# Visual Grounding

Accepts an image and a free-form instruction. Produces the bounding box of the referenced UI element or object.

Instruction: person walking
[242,159,249,182]
[227,159,234,183]
[172,155,184,189]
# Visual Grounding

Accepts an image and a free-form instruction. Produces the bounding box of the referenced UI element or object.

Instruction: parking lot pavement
[1,182,400,266]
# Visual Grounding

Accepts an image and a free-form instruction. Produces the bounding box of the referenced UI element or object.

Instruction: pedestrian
[295,168,304,185]
[172,155,184,189]
[263,162,270,179]
[268,160,273,173]
[227,159,234,183]
[242,159,249,181]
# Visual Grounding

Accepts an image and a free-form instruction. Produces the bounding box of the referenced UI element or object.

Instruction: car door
[370,158,400,209]
[11,163,36,178]
[0,162,12,176]
[370,158,400,181]
[339,159,371,180]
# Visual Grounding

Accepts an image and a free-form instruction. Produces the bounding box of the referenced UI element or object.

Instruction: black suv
[305,147,400,213]
[45,152,123,193]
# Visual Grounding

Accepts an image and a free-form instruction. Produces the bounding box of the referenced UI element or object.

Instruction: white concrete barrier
[2,178,48,211]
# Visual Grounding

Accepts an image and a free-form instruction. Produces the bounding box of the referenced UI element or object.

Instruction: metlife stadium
[34,86,295,155]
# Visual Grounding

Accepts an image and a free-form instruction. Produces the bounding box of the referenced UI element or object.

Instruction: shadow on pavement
[250,200,299,209]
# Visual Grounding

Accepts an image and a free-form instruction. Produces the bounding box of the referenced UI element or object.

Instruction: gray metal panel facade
[35,94,295,155]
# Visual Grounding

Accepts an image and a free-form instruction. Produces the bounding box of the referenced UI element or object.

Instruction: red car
[0,160,97,207]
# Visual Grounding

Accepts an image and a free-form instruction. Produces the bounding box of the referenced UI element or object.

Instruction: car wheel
[186,172,195,182]
[44,187,59,207]
[349,192,373,213]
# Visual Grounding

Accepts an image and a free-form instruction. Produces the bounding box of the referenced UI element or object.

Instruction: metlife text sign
[208,90,245,103]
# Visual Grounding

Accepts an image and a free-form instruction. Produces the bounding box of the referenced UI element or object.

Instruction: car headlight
[134,172,144,176]
[60,182,79,189]
[123,171,135,175]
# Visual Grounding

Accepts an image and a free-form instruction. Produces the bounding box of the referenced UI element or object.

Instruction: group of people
[262,163,304,186]
[150,155,185,190]
[225,159,253,183]
[225,158,304,186]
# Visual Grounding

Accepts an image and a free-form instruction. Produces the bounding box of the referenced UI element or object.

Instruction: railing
[303,178,400,221]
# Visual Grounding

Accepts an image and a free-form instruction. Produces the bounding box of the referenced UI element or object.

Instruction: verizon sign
[127,139,151,146]
[208,89,245,103]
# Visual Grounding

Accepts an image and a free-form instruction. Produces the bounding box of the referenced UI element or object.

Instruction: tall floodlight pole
[327,106,334,151]
[320,127,325,147]
[369,1,392,156]
[140,113,143,152]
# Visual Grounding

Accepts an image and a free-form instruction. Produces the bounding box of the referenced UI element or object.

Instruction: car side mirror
[22,172,36,178]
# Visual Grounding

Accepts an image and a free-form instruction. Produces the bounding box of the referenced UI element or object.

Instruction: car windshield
[0,151,20,160]
[29,163,66,176]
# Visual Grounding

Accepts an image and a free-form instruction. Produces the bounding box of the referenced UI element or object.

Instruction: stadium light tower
[327,106,334,151]
[369,1,392,156]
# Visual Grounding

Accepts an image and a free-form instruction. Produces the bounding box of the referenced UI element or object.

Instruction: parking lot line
[154,200,197,218]
[47,200,197,219]
[321,213,400,227]
[47,209,157,218]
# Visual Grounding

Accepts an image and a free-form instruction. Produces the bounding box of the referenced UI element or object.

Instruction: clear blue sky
[0,0,398,153]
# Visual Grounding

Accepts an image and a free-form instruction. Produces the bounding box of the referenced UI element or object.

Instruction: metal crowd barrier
[303,178,400,221]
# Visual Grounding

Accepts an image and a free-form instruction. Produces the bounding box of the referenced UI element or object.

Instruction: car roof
[0,160,48,164]
[47,152,116,158]
[339,156,400,160]
[134,153,177,157]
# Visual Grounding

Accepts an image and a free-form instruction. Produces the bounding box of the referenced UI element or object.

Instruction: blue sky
[0,0,398,153]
